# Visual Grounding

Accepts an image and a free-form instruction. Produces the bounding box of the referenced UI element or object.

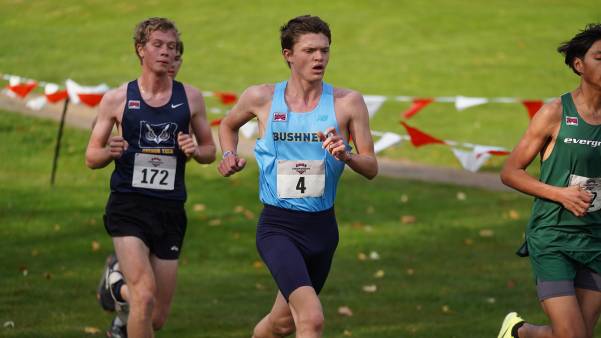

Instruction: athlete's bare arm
[179,84,216,164]
[85,85,127,169]
[217,84,272,177]
[320,89,378,179]
[501,99,591,216]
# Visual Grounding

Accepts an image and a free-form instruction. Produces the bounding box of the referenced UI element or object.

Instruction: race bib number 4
[277,160,325,198]
[132,153,176,190]
[568,174,601,212]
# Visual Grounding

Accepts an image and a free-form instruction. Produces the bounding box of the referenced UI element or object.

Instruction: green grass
[1,0,599,168]
[0,110,585,337]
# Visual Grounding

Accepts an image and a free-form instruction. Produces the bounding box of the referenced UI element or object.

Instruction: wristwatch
[222,150,236,159]
[343,151,353,164]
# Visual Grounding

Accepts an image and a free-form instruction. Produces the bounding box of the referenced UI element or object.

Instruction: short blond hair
[133,17,180,64]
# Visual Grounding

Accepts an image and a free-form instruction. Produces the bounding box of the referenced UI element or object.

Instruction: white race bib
[277,160,325,198]
[132,153,176,190]
[568,174,601,212]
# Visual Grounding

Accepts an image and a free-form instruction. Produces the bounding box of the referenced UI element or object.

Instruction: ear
[282,48,293,64]
[573,57,584,75]
[136,43,145,60]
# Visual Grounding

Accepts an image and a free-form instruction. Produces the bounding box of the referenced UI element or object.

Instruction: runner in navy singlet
[86,18,215,338]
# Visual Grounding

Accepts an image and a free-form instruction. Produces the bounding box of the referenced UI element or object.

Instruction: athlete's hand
[177,132,196,158]
[108,135,128,159]
[558,185,592,217]
[218,152,247,177]
[317,127,349,161]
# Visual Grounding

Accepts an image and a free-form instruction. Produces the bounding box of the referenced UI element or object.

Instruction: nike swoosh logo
[171,103,184,109]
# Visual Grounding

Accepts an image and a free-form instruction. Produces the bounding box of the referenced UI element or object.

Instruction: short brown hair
[133,17,180,64]
[280,15,331,51]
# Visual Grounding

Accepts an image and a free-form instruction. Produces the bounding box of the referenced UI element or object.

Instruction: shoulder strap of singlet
[561,92,577,117]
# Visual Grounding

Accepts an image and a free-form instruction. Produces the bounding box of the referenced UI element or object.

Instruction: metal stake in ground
[51,97,70,185]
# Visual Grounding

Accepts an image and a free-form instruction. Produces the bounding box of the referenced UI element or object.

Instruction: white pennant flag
[455,96,488,111]
[373,132,403,153]
[240,120,258,139]
[363,95,386,118]
[65,79,109,105]
[451,145,507,172]
[26,96,48,110]
[45,83,60,95]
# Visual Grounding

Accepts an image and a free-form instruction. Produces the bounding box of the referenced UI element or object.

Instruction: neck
[286,75,323,104]
[576,81,601,115]
[138,69,171,95]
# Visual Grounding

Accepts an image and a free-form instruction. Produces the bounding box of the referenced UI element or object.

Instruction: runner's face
[138,29,177,75]
[577,39,601,88]
[284,33,330,82]
[168,52,182,79]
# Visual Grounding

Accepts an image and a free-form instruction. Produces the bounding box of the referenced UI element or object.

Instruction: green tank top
[528,93,601,232]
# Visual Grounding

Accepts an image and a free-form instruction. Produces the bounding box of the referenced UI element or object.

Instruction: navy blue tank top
[110,80,190,201]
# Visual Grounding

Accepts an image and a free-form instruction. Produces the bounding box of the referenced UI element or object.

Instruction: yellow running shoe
[497,312,524,338]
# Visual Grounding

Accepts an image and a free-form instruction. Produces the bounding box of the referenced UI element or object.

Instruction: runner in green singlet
[497,23,601,338]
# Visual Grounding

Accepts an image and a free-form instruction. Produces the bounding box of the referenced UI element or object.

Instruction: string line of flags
[3,73,538,172]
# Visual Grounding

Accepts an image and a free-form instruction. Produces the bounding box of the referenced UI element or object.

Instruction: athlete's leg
[288,286,323,338]
[114,236,156,338]
[517,295,587,338]
[253,291,295,338]
[149,256,179,331]
[575,288,601,338]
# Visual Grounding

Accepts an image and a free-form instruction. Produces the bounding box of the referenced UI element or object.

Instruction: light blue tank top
[254,81,347,211]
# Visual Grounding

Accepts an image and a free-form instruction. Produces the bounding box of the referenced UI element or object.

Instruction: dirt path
[1,93,510,191]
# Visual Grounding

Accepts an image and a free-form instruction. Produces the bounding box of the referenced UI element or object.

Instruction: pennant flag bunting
[214,91,237,105]
[402,98,433,119]
[7,76,37,98]
[400,122,446,147]
[455,96,488,111]
[373,132,403,153]
[363,95,386,118]
[66,79,109,107]
[522,100,544,119]
[26,96,48,110]
[45,83,68,103]
[451,145,510,172]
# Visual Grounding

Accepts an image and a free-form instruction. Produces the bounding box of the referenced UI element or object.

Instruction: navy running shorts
[256,204,339,301]
[103,192,187,260]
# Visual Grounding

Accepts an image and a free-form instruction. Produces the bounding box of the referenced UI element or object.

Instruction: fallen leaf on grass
[44,272,52,280]
[507,279,516,288]
[369,251,380,260]
[441,305,451,313]
[253,260,263,269]
[343,329,353,336]
[362,284,377,293]
[31,249,39,257]
[84,326,100,334]
[401,215,416,224]
[53,224,61,232]
[374,270,385,278]
[357,252,367,261]
[91,240,101,252]
[3,321,14,328]
[19,266,28,277]
[456,192,466,201]
[234,205,244,213]
[479,229,494,237]
[486,297,496,304]
[366,206,375,214]
[193,203,206,212]
[406,268,415,276]
[509,209,520,220]
[400,194,409,203]
[464,238,474,245]
[243,210,255,220]
[208,219,222,226]
[337,306,353,316]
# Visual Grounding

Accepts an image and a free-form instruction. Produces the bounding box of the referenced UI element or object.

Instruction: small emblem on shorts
[148,157,163,167]
[293,162,309,174]
[566,116,579,126]
[273,112,287,122]
[128,100,140,109]
[170,246,179,252]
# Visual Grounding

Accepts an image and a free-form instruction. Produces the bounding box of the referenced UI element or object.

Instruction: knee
[297,311,324,333]
[555,328,588,338]
[271,315,295,336]
[131,289,156,312]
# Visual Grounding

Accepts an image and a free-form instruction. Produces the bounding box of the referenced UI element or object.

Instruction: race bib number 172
[132,153,176,190]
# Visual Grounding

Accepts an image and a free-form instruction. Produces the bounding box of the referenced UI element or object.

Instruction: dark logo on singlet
[273,132,320,143]
[138,121,178,148]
